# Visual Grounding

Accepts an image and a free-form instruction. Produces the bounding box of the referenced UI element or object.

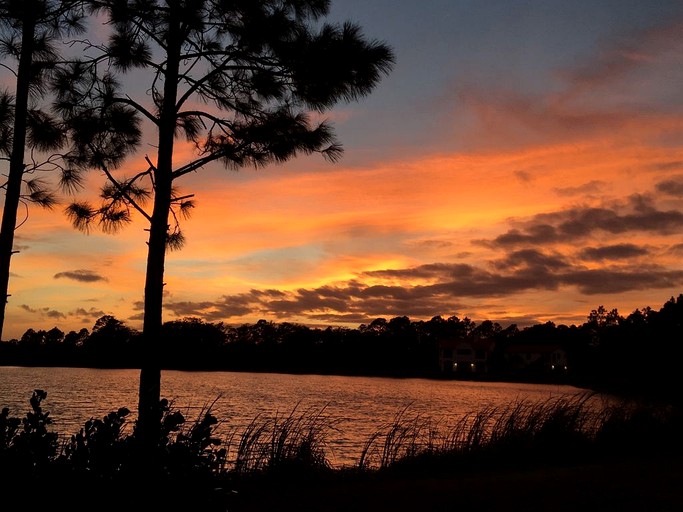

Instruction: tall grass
[226,402,337,476]
[358,404,440,471]
[2,390,681,485]
[352,392,679,473]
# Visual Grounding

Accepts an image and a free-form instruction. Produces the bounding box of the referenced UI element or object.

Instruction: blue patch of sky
[326,0,683,156]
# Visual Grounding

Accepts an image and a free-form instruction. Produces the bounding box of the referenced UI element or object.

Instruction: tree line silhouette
[2,294,682,399]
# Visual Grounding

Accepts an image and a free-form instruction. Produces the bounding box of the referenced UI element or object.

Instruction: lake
[0,366,604,467]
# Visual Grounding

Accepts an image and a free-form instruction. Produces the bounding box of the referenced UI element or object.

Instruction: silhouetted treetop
[0,0,87,341]
[52,0,395,457]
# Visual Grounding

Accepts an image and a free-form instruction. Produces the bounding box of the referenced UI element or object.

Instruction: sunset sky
[3,0,683,340]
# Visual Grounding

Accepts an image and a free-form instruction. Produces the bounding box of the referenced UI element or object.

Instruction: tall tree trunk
[0,15,35,341]
[136,3,181,461]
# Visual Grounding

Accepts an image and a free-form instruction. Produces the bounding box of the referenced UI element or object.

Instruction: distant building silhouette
[505,344,568,376]
[438,337,495,375]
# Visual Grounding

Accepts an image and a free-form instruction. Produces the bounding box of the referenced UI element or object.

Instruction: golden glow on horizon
[4,124,682,340]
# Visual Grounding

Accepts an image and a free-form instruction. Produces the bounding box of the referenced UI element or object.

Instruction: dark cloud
[412,239,454,250]
[363,263,471,280]
[648,161,683,172]
[514,170,533,182]
[554,180,606,197]
[492,249,570,271]
[428,270,560,298]
[159,257,683,327]
[54,269,108,283]
[563,266,683,295]
[164,300,232,317]
[165,289,287,321]
[19,304,66,320]
[480,223,559,247]
[18,304,118,332]
[71,307,107,320]
[656,176,683,196]
[579,244,650,261]
[479,195,683,248]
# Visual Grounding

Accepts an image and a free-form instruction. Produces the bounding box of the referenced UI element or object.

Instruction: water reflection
[0,367,598,467]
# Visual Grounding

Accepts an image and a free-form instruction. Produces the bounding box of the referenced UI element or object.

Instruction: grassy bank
[2,390,682,511]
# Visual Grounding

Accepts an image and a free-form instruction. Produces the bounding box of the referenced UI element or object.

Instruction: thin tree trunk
[0,15,35,341]
[136,2,182,462]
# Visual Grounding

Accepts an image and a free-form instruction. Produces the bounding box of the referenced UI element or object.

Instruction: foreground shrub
[0,390,59,477]
[159,397,227,478]
[0,390,226,483]
[63,405,133,476]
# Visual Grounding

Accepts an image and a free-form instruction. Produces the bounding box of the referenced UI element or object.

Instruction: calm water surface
[0,367,599,467]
